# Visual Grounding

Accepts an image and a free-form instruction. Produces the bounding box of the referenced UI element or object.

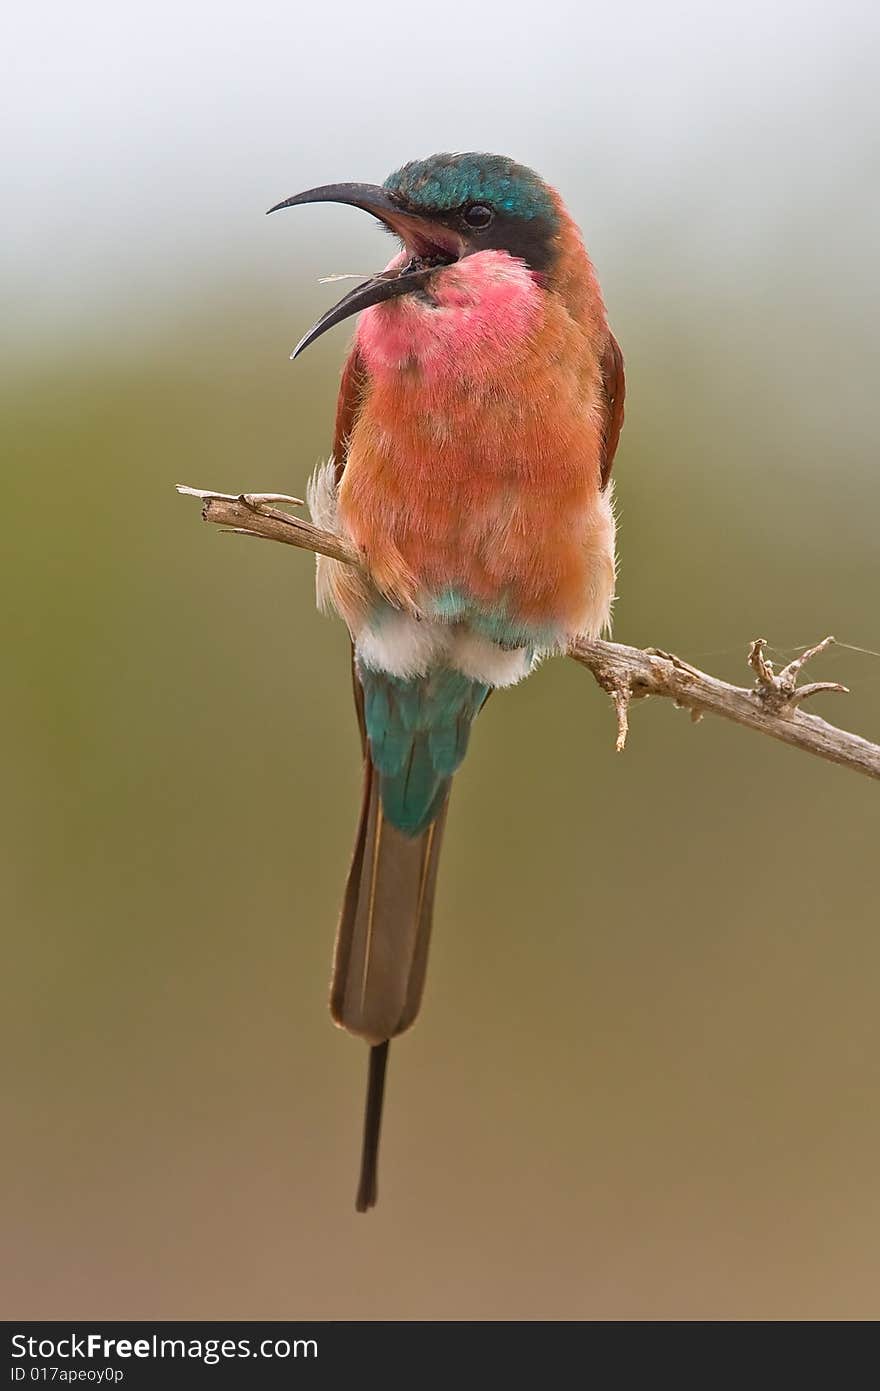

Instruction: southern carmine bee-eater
[268,153,624,1211]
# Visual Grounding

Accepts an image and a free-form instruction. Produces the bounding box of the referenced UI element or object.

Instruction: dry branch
[177,486,880,783]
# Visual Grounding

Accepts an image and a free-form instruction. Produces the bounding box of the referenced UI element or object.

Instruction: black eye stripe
[462,203,494,229]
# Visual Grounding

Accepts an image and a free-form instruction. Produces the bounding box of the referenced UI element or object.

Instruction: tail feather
[331,763,449,1042]
[334,659,483,1210]
[331,758,449,1211]
[356,1042,389,1213]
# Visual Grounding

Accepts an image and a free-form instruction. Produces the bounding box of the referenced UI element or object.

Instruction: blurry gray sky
[3,0,879,353]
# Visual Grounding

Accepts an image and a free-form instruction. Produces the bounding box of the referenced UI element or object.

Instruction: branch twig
[177,485,880,783]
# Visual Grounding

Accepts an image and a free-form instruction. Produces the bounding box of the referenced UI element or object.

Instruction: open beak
[267,182,459,359]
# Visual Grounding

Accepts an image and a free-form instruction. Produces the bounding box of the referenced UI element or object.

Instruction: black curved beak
[267,182,407,224]
[267,182,457,359]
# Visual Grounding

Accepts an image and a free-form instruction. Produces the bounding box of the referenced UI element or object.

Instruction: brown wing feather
[599,330,625,490]
[333,343,369,485]
[334,344,370,750]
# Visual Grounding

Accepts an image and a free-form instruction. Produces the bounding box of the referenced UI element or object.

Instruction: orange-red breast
[269,152,624,1210]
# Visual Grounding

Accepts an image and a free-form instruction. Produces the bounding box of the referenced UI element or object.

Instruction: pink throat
[356,249,543,382]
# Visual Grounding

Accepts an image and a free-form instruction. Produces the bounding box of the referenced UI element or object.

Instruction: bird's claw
[239,492,306,511]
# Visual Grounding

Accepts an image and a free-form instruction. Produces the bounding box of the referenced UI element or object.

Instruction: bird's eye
[462,203,494,230]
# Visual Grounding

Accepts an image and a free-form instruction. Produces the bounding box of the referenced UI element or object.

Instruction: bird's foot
[176,486,306,530]
[239,492,306,511]
[362,546,423,619]
[176,486,305,510]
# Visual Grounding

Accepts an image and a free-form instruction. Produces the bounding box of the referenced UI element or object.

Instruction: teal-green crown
[384,152,557,224]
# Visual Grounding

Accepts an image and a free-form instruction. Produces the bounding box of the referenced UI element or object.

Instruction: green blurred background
[3,0,879,1320]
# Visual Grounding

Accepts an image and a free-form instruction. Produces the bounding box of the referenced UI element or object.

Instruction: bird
[268,152,624,1211]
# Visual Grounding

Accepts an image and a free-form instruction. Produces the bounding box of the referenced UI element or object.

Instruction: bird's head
[269,152,564,359]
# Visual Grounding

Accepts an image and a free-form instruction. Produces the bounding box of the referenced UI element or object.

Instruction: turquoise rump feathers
[359,663,489,835]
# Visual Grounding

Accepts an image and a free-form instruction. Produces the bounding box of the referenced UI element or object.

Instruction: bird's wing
[332,342,370,751]
[599,331,626,490]
[333,341,370,487]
